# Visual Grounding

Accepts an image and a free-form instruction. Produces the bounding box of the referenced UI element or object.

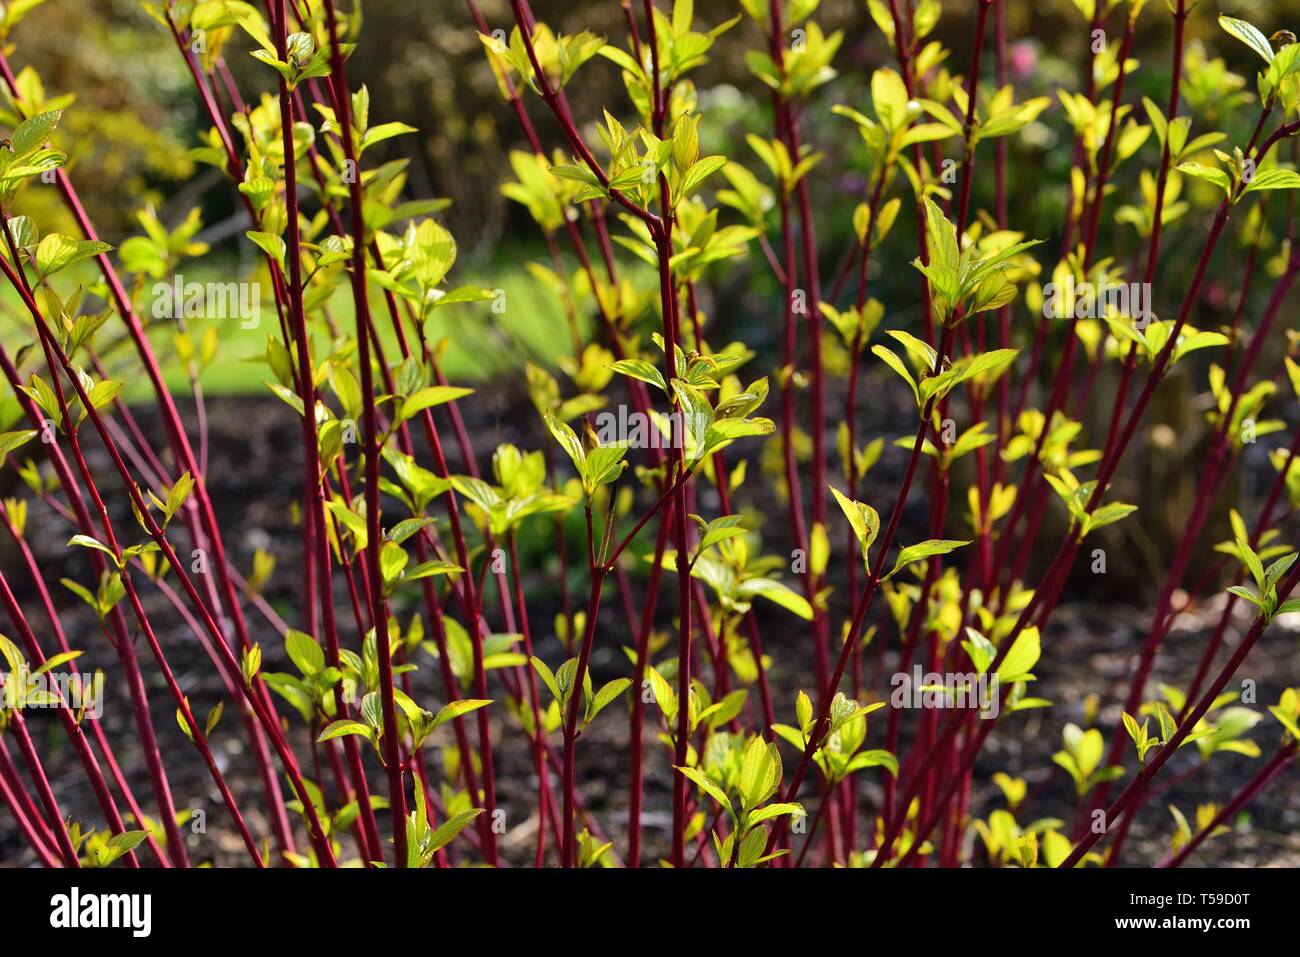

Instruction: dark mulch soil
[0,393,1296,868]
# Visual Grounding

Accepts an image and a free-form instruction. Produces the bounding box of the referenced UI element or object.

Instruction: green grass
[0,247,587,409]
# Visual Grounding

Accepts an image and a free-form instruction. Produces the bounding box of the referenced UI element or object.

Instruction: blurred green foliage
[4,0,197,235]
[1,0,1296,396]
[5,0,1291,253]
